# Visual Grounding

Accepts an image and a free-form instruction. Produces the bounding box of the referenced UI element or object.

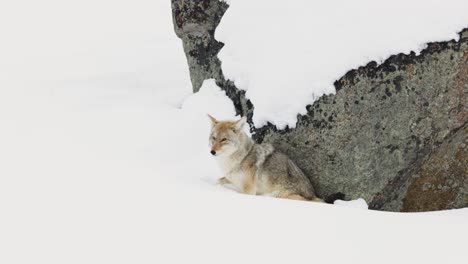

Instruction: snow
[334,198,368,210]
[217,0,468,129]
[0,1,467,264]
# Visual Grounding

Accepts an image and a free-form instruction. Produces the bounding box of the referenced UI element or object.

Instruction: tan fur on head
[207,114,218,125]
[207,114,246,131]
[208,115,246,156]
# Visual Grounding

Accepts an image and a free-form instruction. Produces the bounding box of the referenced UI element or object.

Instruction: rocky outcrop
[172,0,467,212]
[171,0,253,118]
[170,0,227,93]
[171,0,226,92]
[257,36,468,212]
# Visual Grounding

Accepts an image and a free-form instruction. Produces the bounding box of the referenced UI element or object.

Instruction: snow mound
[182,79,236,120]
[334,198,369,210]
[217,0,468,128]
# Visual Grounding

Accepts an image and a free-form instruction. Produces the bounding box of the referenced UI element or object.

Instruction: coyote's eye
[211,137,216,140]
[221,138,227,142]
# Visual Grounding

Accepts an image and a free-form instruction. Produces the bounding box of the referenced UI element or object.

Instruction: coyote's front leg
[241,179,256,195]
[241,161,257,195]
[217,177,231,185]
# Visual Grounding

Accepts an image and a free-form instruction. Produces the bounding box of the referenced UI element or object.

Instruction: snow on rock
[181,79,236,120]
[334,198,369,210]
[216,0,468,128]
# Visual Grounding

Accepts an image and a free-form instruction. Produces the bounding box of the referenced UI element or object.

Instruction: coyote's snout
[208,114,323,202]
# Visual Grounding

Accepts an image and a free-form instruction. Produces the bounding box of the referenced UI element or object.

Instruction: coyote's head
[207,114,247,156]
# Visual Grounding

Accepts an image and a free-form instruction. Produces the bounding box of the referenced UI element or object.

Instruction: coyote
[208,114,323,202]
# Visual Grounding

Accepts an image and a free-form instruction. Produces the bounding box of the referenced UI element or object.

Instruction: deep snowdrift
[0,1,467,264]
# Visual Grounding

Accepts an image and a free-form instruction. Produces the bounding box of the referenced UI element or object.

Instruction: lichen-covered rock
[256,32,467,211]
[401,125,467,212]
[171,1,467,212]
[171,0,253,118]
[171,0,227,92]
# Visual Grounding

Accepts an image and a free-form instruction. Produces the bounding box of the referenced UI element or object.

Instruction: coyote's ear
[234,116,247,130]
[207,114,218,125]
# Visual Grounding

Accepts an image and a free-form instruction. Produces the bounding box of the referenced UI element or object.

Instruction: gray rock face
[172,1,467,211]
[171,0,227,92]
[256,34,467,211]
[171,0,254,119]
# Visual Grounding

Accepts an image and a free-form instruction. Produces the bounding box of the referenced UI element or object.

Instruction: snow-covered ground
[217,0,468,128]
[0,1,467,264]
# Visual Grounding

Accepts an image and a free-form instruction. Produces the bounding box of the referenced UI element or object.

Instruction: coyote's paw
[217,177,231,185]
